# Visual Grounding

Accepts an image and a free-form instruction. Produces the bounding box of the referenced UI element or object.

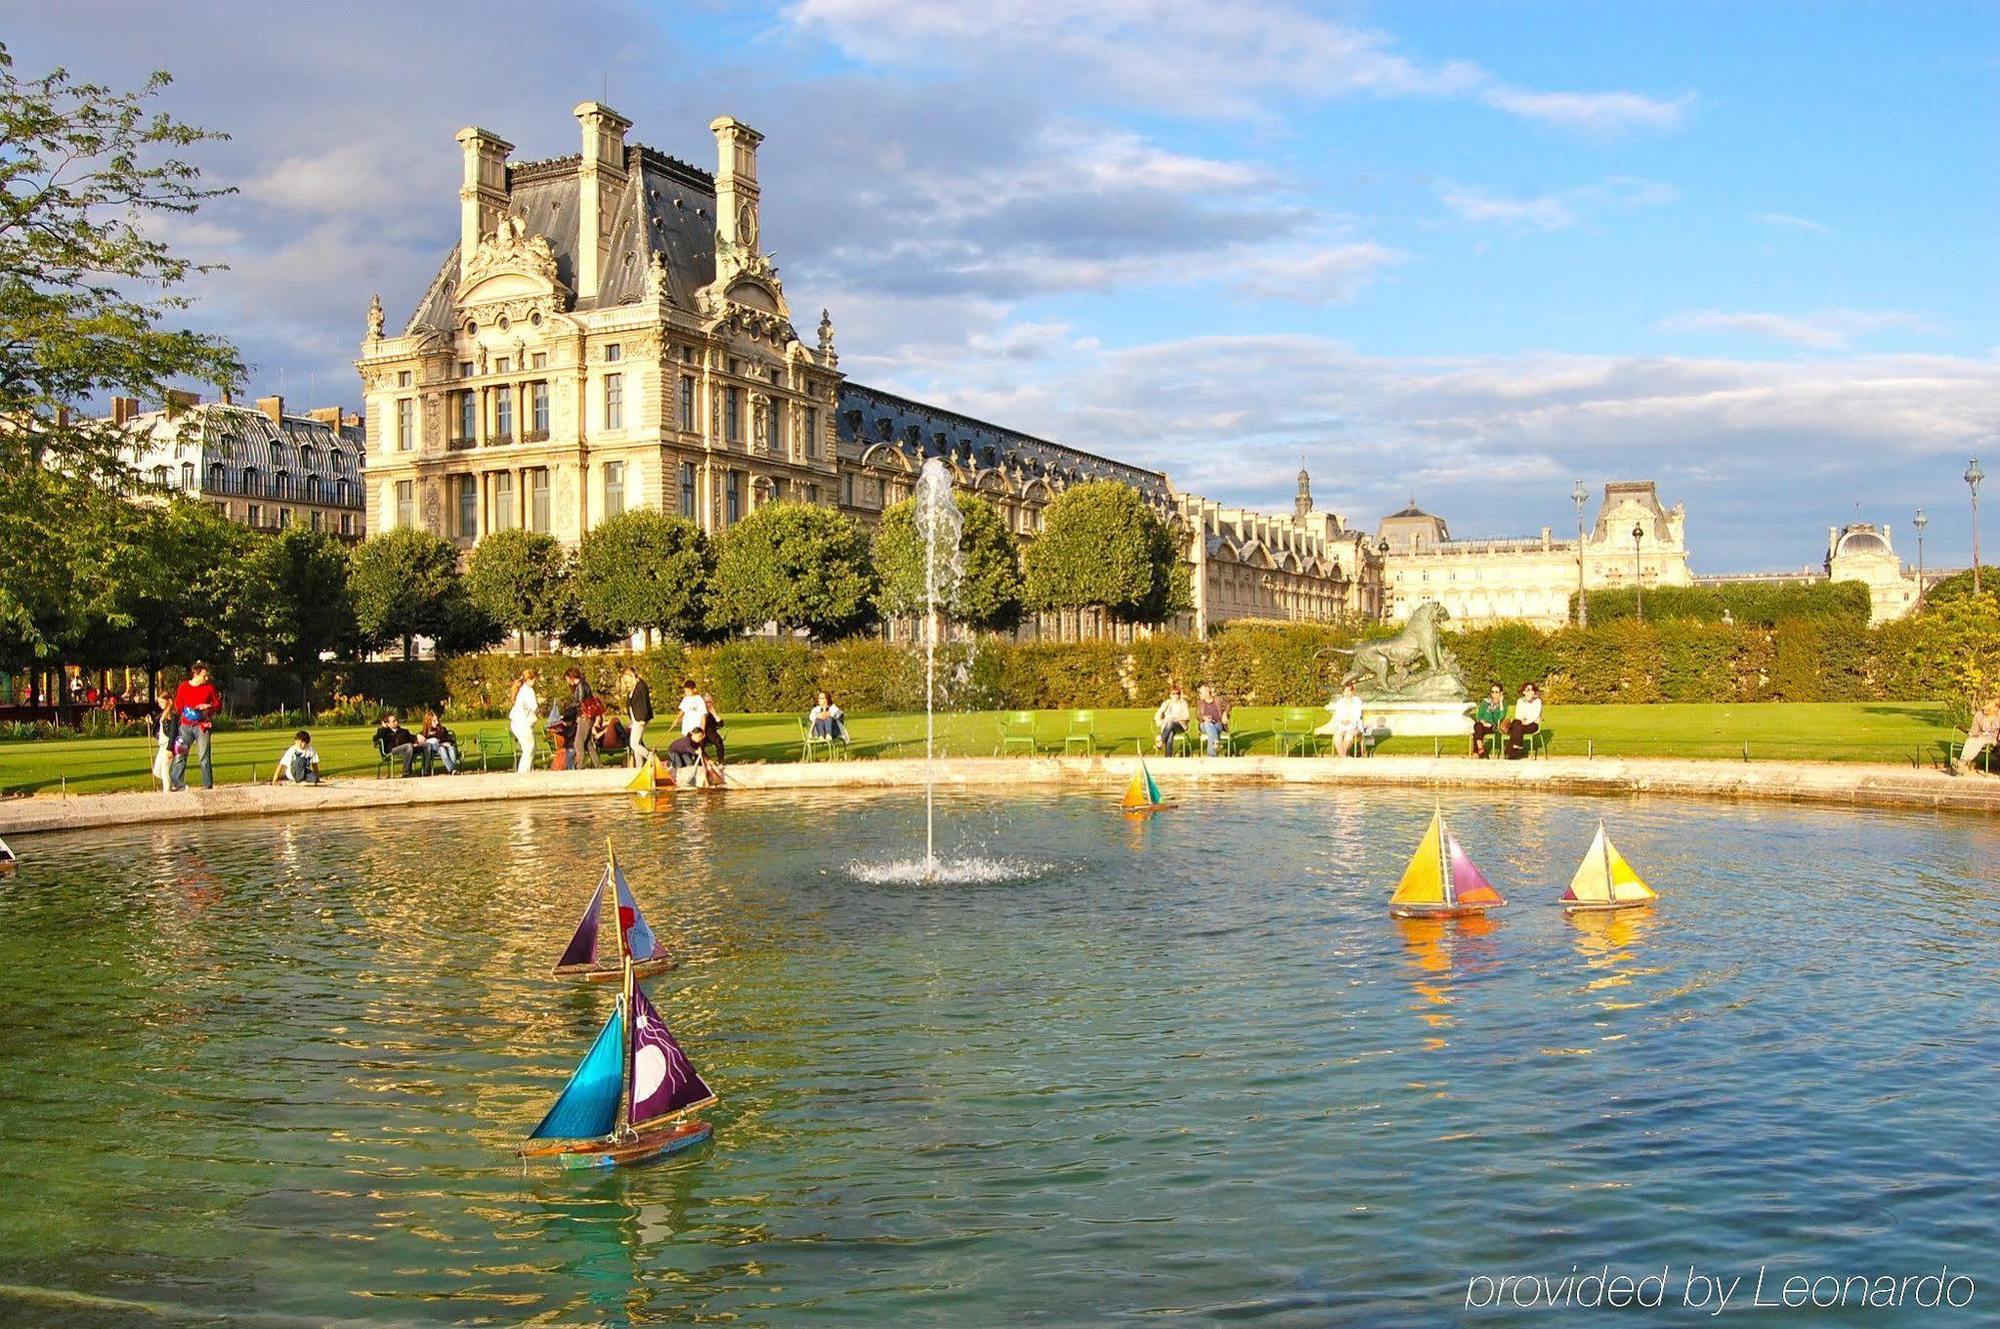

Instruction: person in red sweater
[169,661,220,791]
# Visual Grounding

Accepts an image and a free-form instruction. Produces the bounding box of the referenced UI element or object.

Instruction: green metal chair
[800,716,849,762]
[471,729,513,771]
[1063,710,1097,756]
[999,711,1039,756]
[1275,708,1323,757]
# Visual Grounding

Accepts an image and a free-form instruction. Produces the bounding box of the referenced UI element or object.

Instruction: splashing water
[913,458,965,880]
[847,856,1053,886]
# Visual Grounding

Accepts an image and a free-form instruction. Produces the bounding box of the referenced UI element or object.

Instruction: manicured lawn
[0,702,1956,796]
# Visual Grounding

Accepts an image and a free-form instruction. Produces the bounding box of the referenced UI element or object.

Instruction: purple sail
[556,870,607,970]
[627,982,716,1128]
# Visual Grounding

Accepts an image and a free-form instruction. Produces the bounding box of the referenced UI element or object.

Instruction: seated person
[1505,682,1544,759]
[270,730,320,785]
[373,713,433,776]
[545,692,575,771]
[420,710,459,774]
[1154,684,1191,753]
[591,710,627,759]
[1953,696,2000,775]
[1196,684,1229,756]
[809,690,847,742]
[1473,684,1507,759]
[1330,681,1366,757]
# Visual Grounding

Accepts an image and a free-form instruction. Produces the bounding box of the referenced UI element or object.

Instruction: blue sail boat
[552,840,675,983]
[519,955,716,1169]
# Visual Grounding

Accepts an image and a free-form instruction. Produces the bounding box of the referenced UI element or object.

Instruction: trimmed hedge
[323,596,2000,718]
[1576,579,1872,626]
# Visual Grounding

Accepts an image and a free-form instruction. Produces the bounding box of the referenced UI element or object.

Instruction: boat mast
[1437,805,1454,907]
[608,837,629,961]
[616,955,634,1140]
[1600,822,1612,901]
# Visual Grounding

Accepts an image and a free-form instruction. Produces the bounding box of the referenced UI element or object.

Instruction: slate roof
[406,146,726,334]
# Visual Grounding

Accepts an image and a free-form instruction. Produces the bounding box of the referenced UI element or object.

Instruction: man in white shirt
[1330,681,1366,757]
[678,679,708,737]
[1505,681,1544,759]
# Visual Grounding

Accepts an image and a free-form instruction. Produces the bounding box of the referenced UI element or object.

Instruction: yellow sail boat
[1119,759,1173,814]
[1560,823,1657,911]
[1387,806,1506,918]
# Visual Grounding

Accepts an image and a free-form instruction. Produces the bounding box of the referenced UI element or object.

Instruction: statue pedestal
[1350,700,1472,738]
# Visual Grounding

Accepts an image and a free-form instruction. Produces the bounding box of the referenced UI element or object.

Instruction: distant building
[110,391,367,539]
[1180,467,1383,633]
[1693,521,1925,623]
[1377,481,1692,627]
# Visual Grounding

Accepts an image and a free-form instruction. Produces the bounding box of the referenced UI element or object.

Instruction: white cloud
[1478,87,1693,135]
[1658,309,1937,349]
[1753,211,1831,234]
[1439,176,1677,232]
[1233,242,1405,304]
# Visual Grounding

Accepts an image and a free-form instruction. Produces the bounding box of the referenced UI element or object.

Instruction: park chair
[1063,710,1098,756]
[999,711,1039,757]
[1275,708,1323,757]
[799,716,849,762]
[471,729,512,771]
[1944,730,1997,773]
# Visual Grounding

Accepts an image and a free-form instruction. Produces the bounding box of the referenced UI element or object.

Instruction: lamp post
[1966,457,1985,596]
[1631,521,1646,622]
[1913,507,1928,604]
[1571,480,1589,627]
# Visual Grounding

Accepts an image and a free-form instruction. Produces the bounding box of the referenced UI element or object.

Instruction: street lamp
[1913,507,1928,604]
[1631,521,1646,622]
[1966,457,1985,596]
[1571,480,1590,628]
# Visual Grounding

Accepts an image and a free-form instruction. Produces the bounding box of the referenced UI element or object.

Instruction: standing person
[1330,680,1366,758]
[701,689,727,764]
[622,665,653,767]
[1196,684,1229,757]
[678,680,707,739]
[1505,681,1544,759]
[1472,683,1507,759]
[1154,684,1190,754]
[151,697,173,792]
[508,669,540,774]
[168,661,220,791]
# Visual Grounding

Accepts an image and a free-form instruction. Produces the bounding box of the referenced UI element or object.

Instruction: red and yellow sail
[1389,809,1505,916]
[1560,825,1657,910]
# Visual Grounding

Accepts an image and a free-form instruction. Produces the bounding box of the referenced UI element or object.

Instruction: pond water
[0,788,1994,1326]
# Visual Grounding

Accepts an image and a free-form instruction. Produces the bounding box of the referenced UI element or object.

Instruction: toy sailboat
[553,840,675,982]
[519,956,716,1170]
[1120,759,1173,814]
[625,756,662,792]
[1388,807,1506,918]
[0,834,13,871]
[1560,824,1658,912]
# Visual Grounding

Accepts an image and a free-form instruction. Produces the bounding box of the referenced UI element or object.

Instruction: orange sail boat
[1559,824,1658,912]
[1388,807,1506,918]
[1120,759,1173,814]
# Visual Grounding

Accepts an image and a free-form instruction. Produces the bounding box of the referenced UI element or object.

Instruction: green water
[0,789,1993,1326]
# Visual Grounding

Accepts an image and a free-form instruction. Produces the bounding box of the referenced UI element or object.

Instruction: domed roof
[1836,526,1892,557]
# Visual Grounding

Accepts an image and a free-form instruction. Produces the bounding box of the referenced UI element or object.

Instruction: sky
[9,0,1997,570]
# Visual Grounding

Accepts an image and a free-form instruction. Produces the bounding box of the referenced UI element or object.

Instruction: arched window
[208,462,225,492]
[305,474,321,503]
[299,445,317,473]
[181,462,195,490]
[335,478,350,507]
[151,465,169,488]
[275,472,294,501]
[242,466,260,497]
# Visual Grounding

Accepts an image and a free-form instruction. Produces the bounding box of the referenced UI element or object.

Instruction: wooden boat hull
[1119,801,1177,816]
[523,1118,713,1170]
[1562,900,1652,913]
[553,956,677,983]
[1389,903,1498,919]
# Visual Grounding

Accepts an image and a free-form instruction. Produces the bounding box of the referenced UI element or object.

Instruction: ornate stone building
[1693,521,1924,623]
[1378,481,1692,627]
[356,105,841,552]
[1180,468,1384,633]
[109,392,367,539]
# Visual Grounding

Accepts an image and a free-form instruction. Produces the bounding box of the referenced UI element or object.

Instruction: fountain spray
[913,458,964,880]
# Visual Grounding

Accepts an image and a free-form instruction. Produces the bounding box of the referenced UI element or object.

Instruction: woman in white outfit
[509,669,540,774]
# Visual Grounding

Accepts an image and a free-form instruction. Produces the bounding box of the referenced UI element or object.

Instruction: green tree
[0,46,243,660]
[872,493,1024,632]
[1023,480,1191,625]
[574,510,713,644]
[74,497,252,696]
[245,525,357,707]
[1915,567,2000,610]
[351,528,477,659]
[466,528,572,654]
[710,502,878,640]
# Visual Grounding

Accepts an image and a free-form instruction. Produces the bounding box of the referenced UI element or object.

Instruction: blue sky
[9,1,1996,569]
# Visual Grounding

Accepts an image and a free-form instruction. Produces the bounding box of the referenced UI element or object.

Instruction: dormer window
[605,343,622,363]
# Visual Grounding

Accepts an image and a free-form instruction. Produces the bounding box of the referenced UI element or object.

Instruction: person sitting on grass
[590,708,627,762]
[1951,696,2000,775]
[809,690,847,743]
[270,731,320,785]
[374,713,433,777]
[1473,683,1507,759]
[421,711,459,775]
[1196,684,1230,757]
[1154,684,1191,754]
[1504,682,1543,760]
[1330,680,1366,758]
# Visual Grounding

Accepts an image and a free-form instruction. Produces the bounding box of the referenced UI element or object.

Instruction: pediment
[458,215,569,316]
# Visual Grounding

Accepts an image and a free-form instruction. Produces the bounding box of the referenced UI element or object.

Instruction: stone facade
[356,106,842,555]
[109,392,367,539]
[1378,481,1692,627]
[1180,468,1384,633]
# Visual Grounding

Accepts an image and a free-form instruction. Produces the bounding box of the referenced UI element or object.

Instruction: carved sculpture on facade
[422,479,443,535]
[367,292,385,341]
[818,307,838,367]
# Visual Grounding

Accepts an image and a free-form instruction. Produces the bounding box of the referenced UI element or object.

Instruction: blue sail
[529,1003,625,1141]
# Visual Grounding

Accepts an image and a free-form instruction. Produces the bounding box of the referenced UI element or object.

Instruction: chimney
[163,389,200,417]
[110,397,139,425]
[454,126,514,283]
[710,115,764,282]
[572,102,631,303]
[257,395,285,424]
[308,406,341,427]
